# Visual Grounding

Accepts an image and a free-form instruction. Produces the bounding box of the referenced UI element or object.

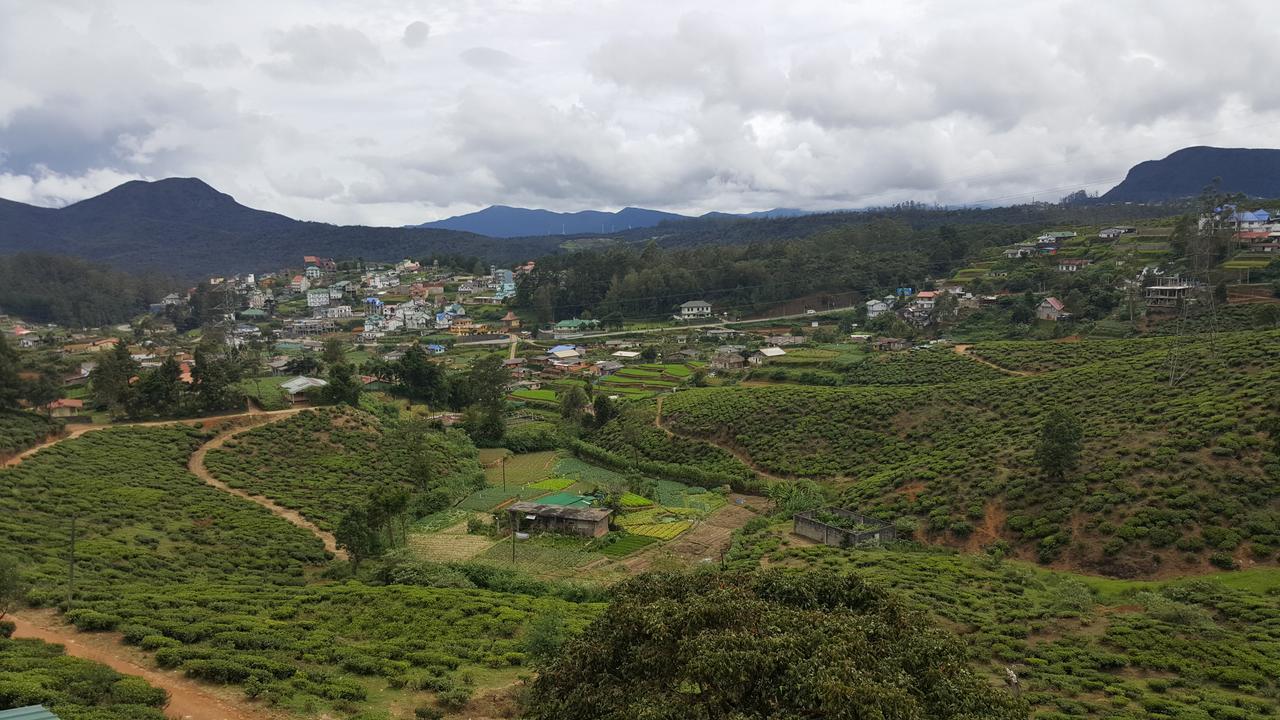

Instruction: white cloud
[1,0,1279,226]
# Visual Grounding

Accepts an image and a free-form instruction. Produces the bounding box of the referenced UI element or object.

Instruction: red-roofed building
[1036,297,1068,321]
[46,398,84,417]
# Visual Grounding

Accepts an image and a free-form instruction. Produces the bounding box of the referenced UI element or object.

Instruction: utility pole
[502,453,507,492]
[512,512,518,564]
[67,513,77,609]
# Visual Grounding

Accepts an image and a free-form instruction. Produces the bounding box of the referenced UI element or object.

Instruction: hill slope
[417,204,691,237]
[1102,146,1280,202]
[592,330,1280,577]
[0,178,561,277]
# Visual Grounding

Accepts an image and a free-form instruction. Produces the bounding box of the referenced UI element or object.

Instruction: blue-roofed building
[549,344,577,354]
[425,344,446,354]
[0,706,62,720]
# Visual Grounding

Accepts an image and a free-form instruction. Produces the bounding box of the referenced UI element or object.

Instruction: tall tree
[466,354,509,409]
[524,569,1027,720]
[559,385,589,425]
[396,345,448,407]
[90,342,139,416]
[323,363,362,406]
[335,506,383,573]
[0,334,21,410]
[321,337,346,366]
[1035,407,1083,482]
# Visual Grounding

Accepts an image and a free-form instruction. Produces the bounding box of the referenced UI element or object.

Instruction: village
[6,201,1277,424]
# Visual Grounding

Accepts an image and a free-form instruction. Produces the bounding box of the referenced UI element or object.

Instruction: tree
[128,356,182,418]
[397,345,448,407]
[336,506,383,573]
[284,355,323,376]
[559,385,589,425]
[323,363,362,406]
[321,337,346,366]
[524,569,1027,720]
[24,372,62,417]
[0,334,19,409]
[0,556,23,621]
[591,394,617,428]
[462,403,505,444]
[89,342,139,416]
[466,354,509,409]
[639,345,658,362]
[523,611,567,667]
[1035,407,1083,481]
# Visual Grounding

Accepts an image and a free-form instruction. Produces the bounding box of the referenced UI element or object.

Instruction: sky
[1,0,1279,227]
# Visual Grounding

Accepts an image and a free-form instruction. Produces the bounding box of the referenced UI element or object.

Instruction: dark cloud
[402,21,430,49]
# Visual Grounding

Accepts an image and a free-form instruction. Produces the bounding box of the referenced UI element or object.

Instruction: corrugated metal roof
[0,706,62,720]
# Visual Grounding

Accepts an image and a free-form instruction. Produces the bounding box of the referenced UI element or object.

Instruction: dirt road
[952,344,1032,377]
[8,610,280,720]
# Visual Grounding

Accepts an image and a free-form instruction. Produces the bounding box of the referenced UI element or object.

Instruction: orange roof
[49,398,84,409]
[501,311,519,320]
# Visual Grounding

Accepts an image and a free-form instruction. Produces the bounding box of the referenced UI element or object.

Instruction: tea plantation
[204,407,485,531]
[605,329,1280,575]
[728,528,1280,720]
[0,410,61,457]
[0,423,601,716]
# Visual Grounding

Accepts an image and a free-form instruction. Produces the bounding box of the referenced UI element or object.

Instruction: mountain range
[0,178,559,278]
[415,205,809,237]
[1101,146,1280,202]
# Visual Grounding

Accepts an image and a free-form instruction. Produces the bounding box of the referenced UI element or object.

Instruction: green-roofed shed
[0,706,62,720]
[239,309,269,319]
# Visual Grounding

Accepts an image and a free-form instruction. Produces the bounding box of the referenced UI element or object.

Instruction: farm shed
[793,508,895,548]
[508,501,612,538]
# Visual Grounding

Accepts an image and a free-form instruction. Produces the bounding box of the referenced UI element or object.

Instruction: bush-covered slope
[727,531,1280,720]
[204,407,484,531]
[0,632,168,720]
[0,410,62,458]
[611,330,1280,575]
[0,424,596,715]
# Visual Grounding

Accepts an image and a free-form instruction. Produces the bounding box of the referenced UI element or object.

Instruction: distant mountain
[0,178,561,278]
[700,208,811,220]
[1102,146,1280,202]
[417,205,692,237]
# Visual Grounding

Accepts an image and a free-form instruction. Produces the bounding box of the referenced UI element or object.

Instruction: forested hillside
[0,253,173,327]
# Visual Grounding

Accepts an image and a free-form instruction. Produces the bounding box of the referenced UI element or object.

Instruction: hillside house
[161,293,183,306]
[678,300,712,320]
[765,335,805,346]
[281,376,328,403]
[872,337,910,352]
[865,298,891,319]
[304,265,322,279]
[1036,297,1068,321]
[913,291,938,310]
[303,255,337,272]
[291,275,310,292]
[501,311,521,330]
[306,289,331,307]
[710,351,746,370]
[507,502,612,538]
[45,398,83,418]
[749,347,787,366]
[1003,243,1036,259]
[552,318,599,339]
[1144,276,1204,310]
[1056,258,1092,272]
[1098,226,1136,239]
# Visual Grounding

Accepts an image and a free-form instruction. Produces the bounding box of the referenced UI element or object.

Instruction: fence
[793,507,895,547]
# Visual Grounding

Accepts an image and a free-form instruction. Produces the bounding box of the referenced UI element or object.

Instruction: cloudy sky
[1,0,1278,226]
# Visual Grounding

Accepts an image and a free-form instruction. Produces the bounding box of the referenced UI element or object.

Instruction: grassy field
[510,389,557,404]
[483,450,559,486]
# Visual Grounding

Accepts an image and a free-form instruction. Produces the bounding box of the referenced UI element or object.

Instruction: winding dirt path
[8,609,281,720]
[654,396,791,483]
[188,413,347,561]
[952,344,1032,377]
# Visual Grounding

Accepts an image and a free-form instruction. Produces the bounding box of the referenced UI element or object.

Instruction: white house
[281,375,327,403]
[306,289,332,308]
[1036,297,1068,321]
[1056,258,1092,273]
[325,305,353,318]
[304,265,322,279]
[749,346,787,365]
[678,300,712,320]
[865,298,891,319]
